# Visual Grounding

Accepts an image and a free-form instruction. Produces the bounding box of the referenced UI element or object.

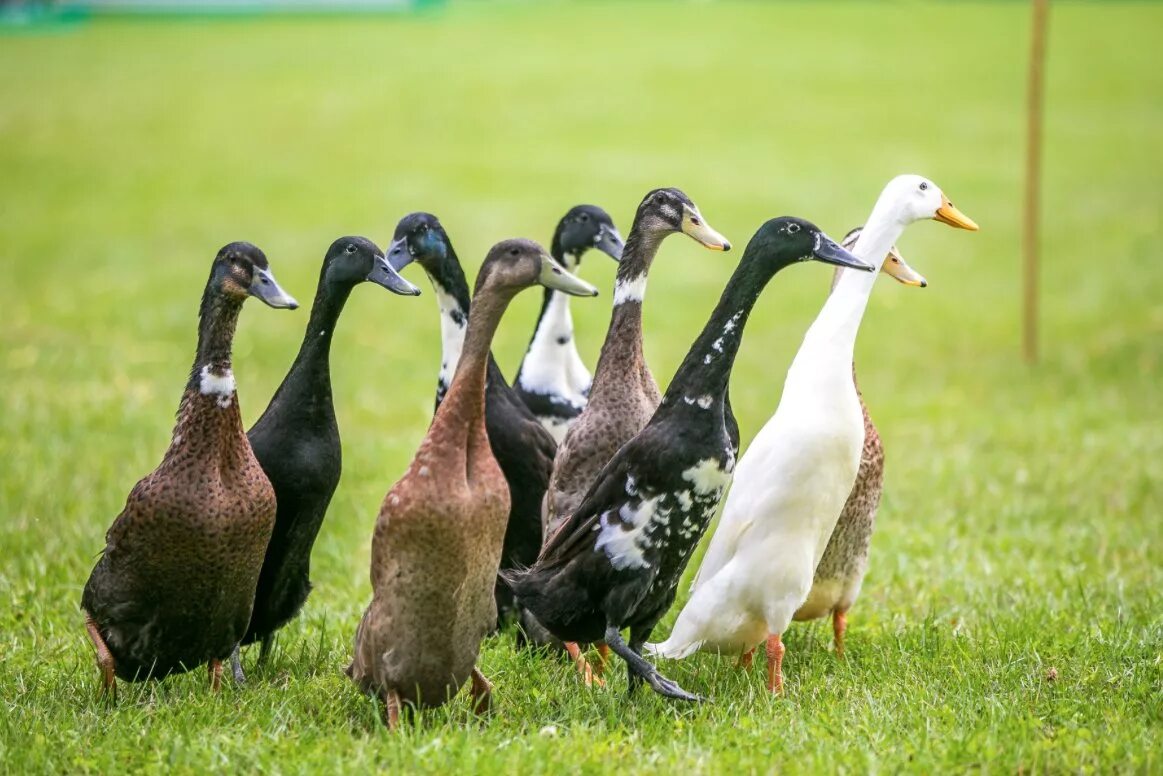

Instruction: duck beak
[539,254,599,297]
[933,195,979,231]
[368,254,421,296]
[681,207,732,251]
[880,245,928,287]
[594,224,625,261]
[811,234,875,271]
[249,267,299,309]
[386,237,415,273]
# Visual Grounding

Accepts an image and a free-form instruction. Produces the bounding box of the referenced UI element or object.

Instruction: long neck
[661,257,775,408]
[264,276,351,412]
[186,287,244,394]
[797,204,902,364]
[424,253,473,408]
[588,225,665,391]
[520,244,581,385]
[437,282,514,424]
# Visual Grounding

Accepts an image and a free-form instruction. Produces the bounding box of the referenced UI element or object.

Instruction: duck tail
[644,636,702,660]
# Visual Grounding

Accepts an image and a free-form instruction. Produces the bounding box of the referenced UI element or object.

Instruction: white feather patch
[199,366,235,408]
[613,274,648,305]
[682,457,733,495]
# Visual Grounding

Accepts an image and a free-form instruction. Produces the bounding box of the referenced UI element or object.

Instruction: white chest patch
[433,284,467,391]
[613,274,648,305]
[199,366,235,409]
[682,456,734,495]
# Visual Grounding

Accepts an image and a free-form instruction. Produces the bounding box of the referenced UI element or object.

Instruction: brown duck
[791,227,927,654]
[347,239,597,728]
[81,242,298,693]
[531,188,730,680]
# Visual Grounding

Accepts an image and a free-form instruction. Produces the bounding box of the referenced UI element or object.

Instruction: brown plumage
[80,242,298,691]
[347,238,597,727]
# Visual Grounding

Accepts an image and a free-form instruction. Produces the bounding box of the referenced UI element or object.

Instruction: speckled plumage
[81,242,293,686]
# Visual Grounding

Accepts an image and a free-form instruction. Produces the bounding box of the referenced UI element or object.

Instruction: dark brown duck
[81,242,298,691]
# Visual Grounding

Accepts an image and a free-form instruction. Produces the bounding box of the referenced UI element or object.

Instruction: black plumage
[387,213,559,626]
[504,217,870,701]
[236,237,418,677]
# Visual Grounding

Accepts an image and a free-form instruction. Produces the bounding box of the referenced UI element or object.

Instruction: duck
[532,188,730,677]
[791,227,927,656]
[514,204,624,442]
[647,175,978,694]
[384,212,565,627]
[81,242,298,693]
[347,238,598,728]
[229,237,420,682]
[505,217,873,702]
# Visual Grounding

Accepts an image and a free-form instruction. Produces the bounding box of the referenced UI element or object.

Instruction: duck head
[553,204,624,270]
[882,175,979,231]
[747,218,875,273]
[476,238,600,298]
[634,188,732,251]
[840,227,927,288]
[211,241,298,309]
[386,211,457,279]
[324,235,420,295]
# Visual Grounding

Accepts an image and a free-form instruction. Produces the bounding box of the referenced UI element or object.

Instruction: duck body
[81,242,298,686]
[242,238,419,656]
[510,218,869,701]
[515,205,623,443]
[386,214,559,625]
[649,177,978,692]
[349,238,597,722]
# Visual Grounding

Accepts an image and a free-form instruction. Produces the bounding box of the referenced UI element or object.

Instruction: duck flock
[80,174,977,725]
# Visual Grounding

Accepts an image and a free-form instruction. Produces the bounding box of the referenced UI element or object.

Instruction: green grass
[2,1,1161,772]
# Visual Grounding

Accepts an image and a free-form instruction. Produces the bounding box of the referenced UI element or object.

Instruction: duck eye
[919,182,929,191]
[345,244,356,254]
[580,214,589,222]
[690,216,701,226]
[509,248,520,256]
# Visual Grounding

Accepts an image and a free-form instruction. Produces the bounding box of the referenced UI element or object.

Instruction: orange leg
[833,609,848,658]
[382,690,402,730]
[765,634,785,694]
[83,611,116,697]
[736,648,755,671]
[594,642,610,676]
[564,642,602,687]
[470,667,493,717]
[209,659,223,692]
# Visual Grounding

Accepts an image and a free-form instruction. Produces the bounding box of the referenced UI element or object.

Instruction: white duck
[647,175,977,693]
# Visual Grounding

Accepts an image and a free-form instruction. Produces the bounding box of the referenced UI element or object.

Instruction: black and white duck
[81,242,298,693]
[230,237,419,681]
[385,213,564,626]
[514,204,623,442]
[348,239,597,727]
[506,218,872,702]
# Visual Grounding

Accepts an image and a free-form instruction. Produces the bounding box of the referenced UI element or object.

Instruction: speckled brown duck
[347,239,597,729]
[792,227,927,655]
[81,242,298,693]
[531,188,730,678]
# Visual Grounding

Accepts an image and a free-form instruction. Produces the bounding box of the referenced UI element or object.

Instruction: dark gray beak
[368,254,421,296]
[386,237,414,273]
[811,234,875,272]
[594,224,625,262]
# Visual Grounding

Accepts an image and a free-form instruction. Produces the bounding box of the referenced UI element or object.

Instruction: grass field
[1,1,1161,772]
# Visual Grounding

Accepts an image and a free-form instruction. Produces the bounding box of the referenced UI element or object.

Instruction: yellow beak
[681,209,732,251]
[933,195,979,231]
[880,246,928,287]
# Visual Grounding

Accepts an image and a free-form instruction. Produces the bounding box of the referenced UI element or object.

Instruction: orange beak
[933,195,979,231]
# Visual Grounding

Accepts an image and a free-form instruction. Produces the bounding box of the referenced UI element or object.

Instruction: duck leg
[594,642,610,676]
[229,645,246,685]
[381,690,402,730]
[469,667,493,717]
[564,642,601,687]
[605,625,702,703]
[736,648,755,670]
[258,634,275,666]
[83,612,116,697]
[833,609,848,658]
[765,634,785,694]
[209,659,224,692]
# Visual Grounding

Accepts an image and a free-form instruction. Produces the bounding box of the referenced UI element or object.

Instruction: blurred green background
[1,1,1160,772]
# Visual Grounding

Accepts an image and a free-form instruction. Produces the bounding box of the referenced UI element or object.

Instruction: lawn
[1,1,1161,772]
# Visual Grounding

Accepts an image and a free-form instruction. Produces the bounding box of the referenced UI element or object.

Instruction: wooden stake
[1023,0,1050,363]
